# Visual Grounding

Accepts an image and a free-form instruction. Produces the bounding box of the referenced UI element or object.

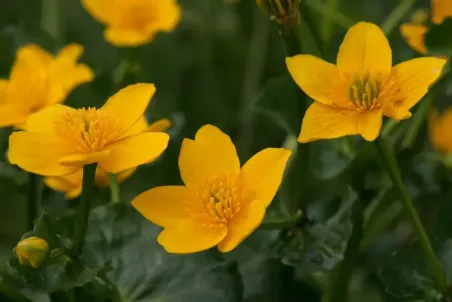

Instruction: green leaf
[81,203,243,302]
[251,76,301,135]
[275,187,357,275]
[425,18,452,55]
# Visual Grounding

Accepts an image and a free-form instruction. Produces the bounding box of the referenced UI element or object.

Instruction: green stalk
[374,137,447,292]
[278,9,310,210]
[108,173,120,204]
[320,0,339,45]
[380,0,416,35]
[72,164,97,257]
[41,0,62,46]
[27,174,42,230]
[259,210,303,230]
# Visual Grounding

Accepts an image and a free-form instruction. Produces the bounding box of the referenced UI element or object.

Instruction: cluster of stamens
[194,172,243,224]
[348,74,381,111]
[54,108,122,153]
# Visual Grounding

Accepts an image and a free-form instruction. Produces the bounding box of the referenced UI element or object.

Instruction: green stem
[72,164,97,257]
[320,0,339,44]
[259,210,303,230]
[108,173,120,204]
[380,0,416,35]
[278,11,310,210]
[41,0,62,46]
[322,200,365,302]
[27,173,42,230]
[374,137,448,292]
[401,92,434,149]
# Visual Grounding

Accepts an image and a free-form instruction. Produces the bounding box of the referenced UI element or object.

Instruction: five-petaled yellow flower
[82,0,181,47]
[0,44,93,129]
[8,84,169,177]
[44,118,172,198]
[429,109,452,154]
[286,22,446,143]
[132,125,291,254]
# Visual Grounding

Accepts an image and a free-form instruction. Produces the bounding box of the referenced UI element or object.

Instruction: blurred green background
[1,0,450,301]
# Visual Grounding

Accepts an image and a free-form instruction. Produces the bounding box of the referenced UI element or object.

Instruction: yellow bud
[15,237,49,268]
[256,0,301,23]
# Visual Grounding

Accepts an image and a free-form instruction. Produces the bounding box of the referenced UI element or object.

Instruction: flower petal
[337,22,392,80]
[400,24,428,54]
[298,103,359,143]
[100,132,169,173]
[241,148,291,207]
[16,44,53,69]
[104,28,152,47]
[158,218,228,254]
[429,109,452,153]
[358,109,383,141]
[59,150,111,166]
[25,104,75,134]
[432,0,452,25]
[56,44,84,62]
[390,57,446,112]
[0,79,8,103]
[147,118,172,132]
[102,84,156,135]
[218,200,266,252]
[286,55,341,106]
[81,0,115,24]
[179,125,240,188]
[8,132,80,176]
[44,170,83,199]
[132,186,194,228]
[0,103,27,128]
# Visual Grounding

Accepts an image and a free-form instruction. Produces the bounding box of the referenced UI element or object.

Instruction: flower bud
[256,0,301,23]
[15,237,49,268]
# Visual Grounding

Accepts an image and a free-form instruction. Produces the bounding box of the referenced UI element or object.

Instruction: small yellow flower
[432,0,452,25]
[15,237,49,268]
[132,125,291,254]
[428,109,452,154]
[0,44,93,129]
[286,22,446,143]
[82,0,181,47]
[8,84,170,177]
[44,118,172,199]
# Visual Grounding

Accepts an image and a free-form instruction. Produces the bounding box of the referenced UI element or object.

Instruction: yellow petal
[298,103,359,143]
[0,104,27,128]
[56,44,84,62]
[158,218,228,254]
[122,116,148,137]
[132,186,193,228]
[104,28,152,47]
[432,0,452,25]
[102,84,156,135]
[218,200,266,252]
[0,79,8,103]
[100,132,169,173]
[286,55,341,106]
[400,24,428,54]
[358,109,383,141]
[44,170,83,199]
[25,104,75,134]
[8,132,80,176]
[428,109,452,153]
[179,125,240,187]
[147,118,172,132]
[59,150,111,166]
[390,57,446,112]
[95,167,136,186]
[81,0,115,24]
[16,44,53,69]
[152,0,182,32]
[337,22,392,81]
[241,148,291,207]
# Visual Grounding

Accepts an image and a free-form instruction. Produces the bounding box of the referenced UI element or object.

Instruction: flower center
[195,172,242,223]
[54,108,122,153]
[348,75,381,111]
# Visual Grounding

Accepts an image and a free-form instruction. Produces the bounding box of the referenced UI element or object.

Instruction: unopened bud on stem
[256,0,301,24]
[15,237,49,268]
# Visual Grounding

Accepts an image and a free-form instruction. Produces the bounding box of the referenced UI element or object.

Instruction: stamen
[348,74,381,111]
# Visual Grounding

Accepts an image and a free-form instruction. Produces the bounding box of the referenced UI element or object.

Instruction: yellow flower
[428,109,452,154]
[8,84,170,177]
[132,125,291,254]
[82,0,181,47]
[286,22,446,143]
[44,118,172,199]
[15,237,49,268]
[0,44,93,129]
[432,0,452,25]
[400,23,429,55]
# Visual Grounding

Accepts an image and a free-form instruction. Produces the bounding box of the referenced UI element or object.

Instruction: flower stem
[259,210,303,230]
[380,0,416,35]
[374,137,448,292]
[72,164,97,257]
[27,173,42,230]
[278,10,310,210]
[108,173,120,204]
